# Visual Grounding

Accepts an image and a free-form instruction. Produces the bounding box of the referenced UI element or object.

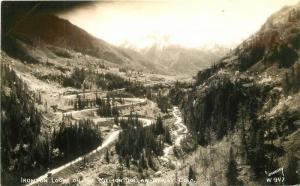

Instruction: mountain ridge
[2,14,163,72]
[174,3,300,184]
[2,13,228,76]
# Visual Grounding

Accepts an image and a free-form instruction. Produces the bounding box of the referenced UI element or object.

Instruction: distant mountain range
[2,13,228,75]
[139,44,228,75]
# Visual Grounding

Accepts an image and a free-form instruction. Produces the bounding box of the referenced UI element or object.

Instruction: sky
[58,0,299,49]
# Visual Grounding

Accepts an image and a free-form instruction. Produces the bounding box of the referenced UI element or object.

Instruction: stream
[161,106,188,162]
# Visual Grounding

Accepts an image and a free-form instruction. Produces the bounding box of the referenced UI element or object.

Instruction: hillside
[2,13,163,72]
[173,3,300,185]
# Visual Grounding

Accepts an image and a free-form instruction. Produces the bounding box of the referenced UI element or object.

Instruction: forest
[53,119,103,158]
[1,64,47,183]
[115,114,171,171]
[178,47,300,184]
[1,64,104,185]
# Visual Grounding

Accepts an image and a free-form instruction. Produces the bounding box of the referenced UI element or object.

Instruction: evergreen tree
[237,104,249,160]
[53,119,102,157]
[164,127,172,145]
[155,115,164,135]
[125,156,130,169]
[140,153,147,169]
[156,92,170,113]
[248,127,266,177]
[282,72,290,96]
[1,64,50,184]
[226,147,238,185]
[285,154,299,185]
[188,165,196,181]
[296,64,300,91]
[105,149,110,163]
[115,114,167,170]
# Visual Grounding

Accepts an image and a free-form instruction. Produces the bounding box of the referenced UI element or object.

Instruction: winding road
[27,91,153,186]
[63,97,147,116]
[27,87,187,186]
[27,130,121,186]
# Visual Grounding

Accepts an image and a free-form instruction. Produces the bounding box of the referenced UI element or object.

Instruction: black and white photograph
[1,1,300,185]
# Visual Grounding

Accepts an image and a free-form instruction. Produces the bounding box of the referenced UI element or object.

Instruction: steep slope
[2,14,160,72]
[176,3,300,185]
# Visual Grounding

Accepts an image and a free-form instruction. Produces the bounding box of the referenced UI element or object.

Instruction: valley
[1,50,190,185]
[1,1,300,186]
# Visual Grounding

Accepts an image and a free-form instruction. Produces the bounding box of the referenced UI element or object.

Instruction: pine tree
[138,160,143,173]
[296,64,300,92]
[188,165,196,181]
[140,153,147,169]
[291,66,296,93]
[125,156,130,169]
[164,127,172,145]
[105,149,110,163]
[282,72,290,96]
[155,115,164,135]
[249,127,266,177]
[38,91,42,104]
[285,154,299,185]
[226,147,238,185]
